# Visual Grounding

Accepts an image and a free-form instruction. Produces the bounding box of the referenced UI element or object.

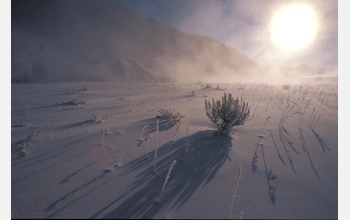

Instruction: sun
[270,4,318,51]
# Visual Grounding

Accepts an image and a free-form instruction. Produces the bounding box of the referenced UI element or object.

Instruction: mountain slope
[11,0,257,83]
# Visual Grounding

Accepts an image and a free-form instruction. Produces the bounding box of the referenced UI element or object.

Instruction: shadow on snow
[135,117,178,134]
[91,130,232,219]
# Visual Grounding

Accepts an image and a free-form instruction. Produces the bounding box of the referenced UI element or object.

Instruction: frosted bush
[22,101,31,115]
[157,108,185,124]
[69,93,87,105]
[204,84,212,89]
[27,130,40,142]
[215,84,226,91]
[20,144,26,157]
[204,93,250,134]
[14,119,24,127]
[87,111,102,123]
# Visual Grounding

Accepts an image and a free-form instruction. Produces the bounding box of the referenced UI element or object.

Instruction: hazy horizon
[118,0,338,69]
[9,0,339,84]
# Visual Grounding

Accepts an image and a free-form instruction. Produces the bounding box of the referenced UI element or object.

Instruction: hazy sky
[118,0,338,69]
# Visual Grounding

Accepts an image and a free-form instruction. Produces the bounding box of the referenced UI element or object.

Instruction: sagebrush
[157,108,185,124]
[87,111,102,123]
[27,130,40,142]
[205,93,250,134]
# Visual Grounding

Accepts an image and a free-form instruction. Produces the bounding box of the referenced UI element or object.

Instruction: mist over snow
[119,0,338,69]
[11,0,337,85]
[11,0,255,84]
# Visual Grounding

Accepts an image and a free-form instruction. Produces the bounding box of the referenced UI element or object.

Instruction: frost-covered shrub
[87,111,102,123]
[204,93,250,134]
[185,90,196,97]
[27,130,40,142]
[68,93,87,105]
[215,84,226,91]
[14,119,24,127]
[204,84,212,89]
[22,101,32,115]
[157,108,185,124]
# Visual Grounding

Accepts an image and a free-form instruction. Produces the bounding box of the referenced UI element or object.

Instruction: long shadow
[135,117,178,134]
[46,172,108,212]
[11,132,101,171]
[59,140,138,184]
[11,143,102,185]
[90,130,232,219]
[55,121,90,131]
[251,137,263,172]
[11,132,108,184]
[308,125,331,151]
[279,129,296,174]
[280,129,299,154]
[299,129,320,179]
[268,130,286,165]
[44,140,139,218]
[11,104,58,114]
[11,131,95,167]
[31,103,61,110]
[45,171,121,219]
[261,145,277,205]
[11,143,26,160]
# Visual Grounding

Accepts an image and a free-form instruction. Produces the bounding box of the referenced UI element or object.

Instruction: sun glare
[270,4,318,51]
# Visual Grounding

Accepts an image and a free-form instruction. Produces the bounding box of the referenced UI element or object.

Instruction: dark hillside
[11,0,258,83]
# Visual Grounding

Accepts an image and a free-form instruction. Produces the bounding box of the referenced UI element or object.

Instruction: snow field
[11,81,337,218]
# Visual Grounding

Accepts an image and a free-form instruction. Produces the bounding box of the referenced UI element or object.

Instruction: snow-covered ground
[11,80,338,219]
